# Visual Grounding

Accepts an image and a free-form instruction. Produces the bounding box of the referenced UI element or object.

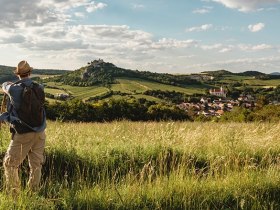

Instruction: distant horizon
[1,61,279,75]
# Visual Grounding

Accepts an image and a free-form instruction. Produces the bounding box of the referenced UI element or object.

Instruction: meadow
[0,121,280,209]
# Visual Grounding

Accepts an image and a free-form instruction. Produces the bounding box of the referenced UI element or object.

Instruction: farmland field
[113,78,207,94]
[45,82,110,101]
[0,121,280,209]
[220,75,280,87]
[44,78,206,103]
[243,79,280,87]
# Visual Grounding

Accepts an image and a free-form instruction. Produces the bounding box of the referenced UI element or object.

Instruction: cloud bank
[212,0,280,12]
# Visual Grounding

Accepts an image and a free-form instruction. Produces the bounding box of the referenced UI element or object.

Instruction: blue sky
[0,0,280,74]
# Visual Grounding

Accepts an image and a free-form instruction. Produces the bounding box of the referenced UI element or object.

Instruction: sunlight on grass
[0,121,280,209]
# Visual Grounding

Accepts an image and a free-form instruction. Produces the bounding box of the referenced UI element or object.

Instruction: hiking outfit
[0,77,46,193]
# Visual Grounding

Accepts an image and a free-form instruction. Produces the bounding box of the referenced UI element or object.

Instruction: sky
[0,0,280,74]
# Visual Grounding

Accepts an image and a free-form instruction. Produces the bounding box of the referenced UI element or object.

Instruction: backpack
[11,82,45,134]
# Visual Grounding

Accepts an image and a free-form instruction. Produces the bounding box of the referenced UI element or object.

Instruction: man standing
[0,60,46,195]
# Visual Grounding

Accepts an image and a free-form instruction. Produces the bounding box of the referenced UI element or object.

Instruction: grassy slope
[115,78,206,94]
[45,82,110,101]
[0,121,280,209]
[220,75,280,87]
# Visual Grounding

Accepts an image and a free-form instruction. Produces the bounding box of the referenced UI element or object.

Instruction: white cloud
[152,38,198,49]
[186,24,213,32]
[200,42,275,53]
[0,35,26,44]
[192,8,211,14]
[0,0,107,28]
[200,44,235,52]
[74,12,86,18]
[23,40,89,51]
[132,4,145,9]
[201,43,222,50]
[212,0,280,12]
[1,23,198,65]
[251,44,273,50]
[188,56,280,73]
[248,23,265,32]
[219,47,233,53]
[238,44,273,51]
[86,2,107,13]
[38,0,89,11]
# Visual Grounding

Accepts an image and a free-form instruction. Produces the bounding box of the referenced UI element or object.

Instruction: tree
[255,95,269,109]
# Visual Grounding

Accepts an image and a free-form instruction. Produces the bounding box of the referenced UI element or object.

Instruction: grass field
[115,78,205,94]
[243,79,280,87]
[220,75,280,87]
[0,121,280,209]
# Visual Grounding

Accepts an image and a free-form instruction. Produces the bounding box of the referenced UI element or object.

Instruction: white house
[209,86,227,97]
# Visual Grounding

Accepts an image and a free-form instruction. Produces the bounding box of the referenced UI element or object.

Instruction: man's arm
[0,87,9,122]
[2,82,13,94]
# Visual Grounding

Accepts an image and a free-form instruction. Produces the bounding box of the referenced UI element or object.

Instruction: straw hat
[14,60,33,75]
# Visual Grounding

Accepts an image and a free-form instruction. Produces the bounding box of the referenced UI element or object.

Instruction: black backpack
[11,82,45,134]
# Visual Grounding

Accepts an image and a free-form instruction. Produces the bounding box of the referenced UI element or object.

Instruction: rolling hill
[43,59,209,102]
[44,59,280,103]
[270,72,280,75]
[47,59,200,87]
[1,60,280,104]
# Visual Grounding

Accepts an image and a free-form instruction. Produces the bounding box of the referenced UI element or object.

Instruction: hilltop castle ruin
[81,59,105,80]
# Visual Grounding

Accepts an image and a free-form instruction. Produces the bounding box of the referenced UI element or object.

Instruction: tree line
[44,98,280,123]
[45,98,189,122]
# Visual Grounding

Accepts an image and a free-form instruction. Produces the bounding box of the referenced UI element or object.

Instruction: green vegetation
[44,98,280,122]
[202,69,234,76]
[40,61,279,104]
[2,60,279,105]
[0,121,280,209]
[0,65,69,84]
[49,60,200,87]
[220,105,280,122]
[43,78,206,103]
[44,83,109,101]
[0,65,17,83]
[45,99,188,122]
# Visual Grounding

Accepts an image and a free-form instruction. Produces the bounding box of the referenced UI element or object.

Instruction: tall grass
[0,121,280,209]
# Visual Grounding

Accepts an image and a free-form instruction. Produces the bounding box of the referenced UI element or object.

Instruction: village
[178,86,257,118]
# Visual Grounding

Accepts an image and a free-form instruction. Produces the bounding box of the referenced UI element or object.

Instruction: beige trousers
[3,131,46,193]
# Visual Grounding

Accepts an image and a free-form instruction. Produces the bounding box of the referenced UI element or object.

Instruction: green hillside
[44,78,207,103]
[0,65,17,83]
[42,60,209,103]
[48,59,200,87]
[0,65,69,83]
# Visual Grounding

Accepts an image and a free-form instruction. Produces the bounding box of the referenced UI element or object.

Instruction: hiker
[0,60,46,195]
